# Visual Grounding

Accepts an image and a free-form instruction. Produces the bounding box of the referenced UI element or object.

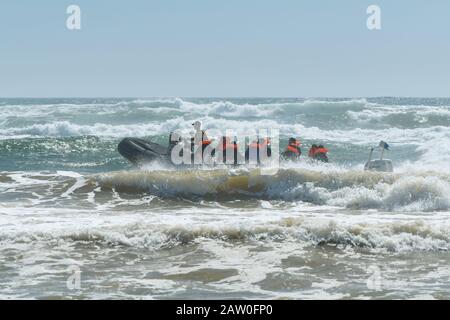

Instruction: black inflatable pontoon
[118,138,169,165]
[118,137,273,166]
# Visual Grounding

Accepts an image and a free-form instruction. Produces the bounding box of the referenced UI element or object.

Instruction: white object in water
[364,141,393,172]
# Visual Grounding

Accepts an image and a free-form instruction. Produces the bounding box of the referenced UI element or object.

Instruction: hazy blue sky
[1,0,449,97]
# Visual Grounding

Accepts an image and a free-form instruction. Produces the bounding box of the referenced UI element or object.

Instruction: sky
[0,0,449,97]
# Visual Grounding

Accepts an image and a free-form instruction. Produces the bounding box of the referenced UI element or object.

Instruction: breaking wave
[94,168,450,212]
[2,212,450,252]
[3,167,450,213]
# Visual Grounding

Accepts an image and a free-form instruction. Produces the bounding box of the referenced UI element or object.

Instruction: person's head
[192,121,202,131]
[311,144,318,149]
[288,137,297,145]
[318,144,324,148]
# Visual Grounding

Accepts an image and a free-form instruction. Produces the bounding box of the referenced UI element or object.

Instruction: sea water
[1,97,450,299]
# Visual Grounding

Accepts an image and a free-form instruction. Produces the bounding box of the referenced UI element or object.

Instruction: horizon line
[1,96,450,99]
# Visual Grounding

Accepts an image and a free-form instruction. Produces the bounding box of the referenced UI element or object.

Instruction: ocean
[1,97,450,299]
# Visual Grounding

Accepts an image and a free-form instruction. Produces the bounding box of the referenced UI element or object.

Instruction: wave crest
[94,168,450,212]
[3,215,450,252]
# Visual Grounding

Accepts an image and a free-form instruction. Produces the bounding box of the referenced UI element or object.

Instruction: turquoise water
[1,98,450,299]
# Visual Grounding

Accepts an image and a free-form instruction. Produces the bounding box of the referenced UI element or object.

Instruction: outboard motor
[364,141,393,172]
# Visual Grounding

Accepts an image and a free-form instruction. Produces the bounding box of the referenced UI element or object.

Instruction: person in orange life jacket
[245,137,272,164]
[308,144,329,163]
[308,144,317,158]
[189,121,214,164]
[219,136,243,165]
[282,137,302,160]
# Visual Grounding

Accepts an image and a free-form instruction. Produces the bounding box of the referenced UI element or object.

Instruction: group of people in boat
[169,121,329,164]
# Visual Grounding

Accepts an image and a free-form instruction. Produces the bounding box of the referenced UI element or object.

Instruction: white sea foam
[0,121,162,139]
[347,104,450,124]
[0,98,369,123]
[2,116,448,144]
[1,204,450,252]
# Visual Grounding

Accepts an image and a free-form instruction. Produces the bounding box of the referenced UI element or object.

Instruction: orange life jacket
[202,140,212,145]
[192,130,211,145]
[313,148,328,155]
[201,130,212,145]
